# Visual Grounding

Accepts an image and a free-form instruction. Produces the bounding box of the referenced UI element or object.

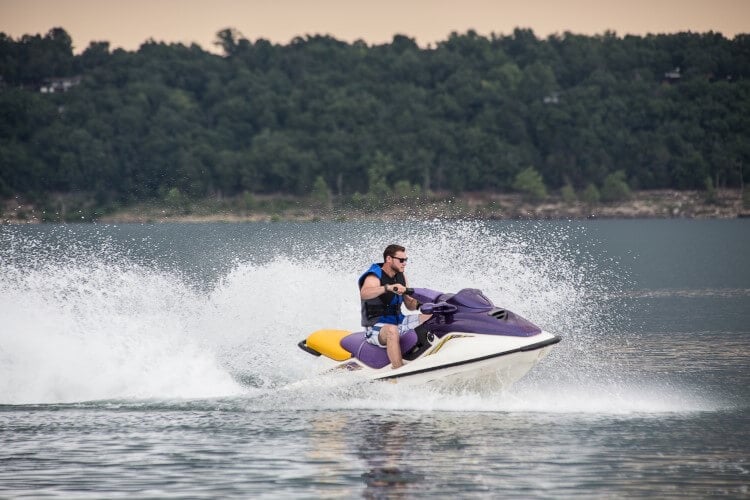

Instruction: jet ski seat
[340,330,419,369]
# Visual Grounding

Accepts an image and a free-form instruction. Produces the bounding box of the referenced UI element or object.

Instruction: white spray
[0,221,718,412]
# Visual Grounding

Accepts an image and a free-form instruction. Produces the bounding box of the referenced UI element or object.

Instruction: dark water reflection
[3,406,746,498]
[347,410,749,498]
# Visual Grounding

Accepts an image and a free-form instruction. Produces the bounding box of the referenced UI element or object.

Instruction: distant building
[543,92,559,104]
[39,76,82,93]
[663,67,681,82]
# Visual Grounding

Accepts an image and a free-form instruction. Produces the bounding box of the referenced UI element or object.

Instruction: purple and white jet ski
[298,287,560,388]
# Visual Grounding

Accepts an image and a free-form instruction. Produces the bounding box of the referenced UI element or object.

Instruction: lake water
[1,219,748,498]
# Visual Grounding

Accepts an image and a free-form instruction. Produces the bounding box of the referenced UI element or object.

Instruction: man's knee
[380,325,399,344]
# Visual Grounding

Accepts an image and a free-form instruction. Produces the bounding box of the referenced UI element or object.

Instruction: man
[358,244,431,369]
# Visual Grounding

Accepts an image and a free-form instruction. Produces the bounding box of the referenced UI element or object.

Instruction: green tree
[561,182,577,204]
[164,187,188,212]
[1,27,750,211]
[582,183,601,205]
[394,179,421,199]
[600,170,631,202]
[366,151,395,205]
[512,167,548,201]
[310,175,331,209]
[704,175,717,204]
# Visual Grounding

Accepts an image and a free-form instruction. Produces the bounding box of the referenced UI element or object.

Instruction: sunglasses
[390,256,408,263]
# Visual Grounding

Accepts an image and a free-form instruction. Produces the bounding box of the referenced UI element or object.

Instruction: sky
[1,0,749,53]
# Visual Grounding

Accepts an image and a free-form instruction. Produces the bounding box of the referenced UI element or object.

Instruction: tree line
[1,27,748,208]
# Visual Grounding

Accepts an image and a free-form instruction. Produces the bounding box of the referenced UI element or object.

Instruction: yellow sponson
[306,329,352,361]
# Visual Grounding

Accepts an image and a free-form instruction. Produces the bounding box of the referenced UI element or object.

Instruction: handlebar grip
[404,288,414,295]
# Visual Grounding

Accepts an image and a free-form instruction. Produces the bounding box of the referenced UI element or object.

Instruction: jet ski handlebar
[402,288,458,315]
[419,301,458,314]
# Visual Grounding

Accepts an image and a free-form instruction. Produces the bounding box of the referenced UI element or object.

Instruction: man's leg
[378,324,403,369]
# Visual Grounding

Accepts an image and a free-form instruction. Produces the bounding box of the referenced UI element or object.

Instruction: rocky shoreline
[3,189,748,224]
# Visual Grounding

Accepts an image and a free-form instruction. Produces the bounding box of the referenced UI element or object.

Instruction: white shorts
[365,314,421,347]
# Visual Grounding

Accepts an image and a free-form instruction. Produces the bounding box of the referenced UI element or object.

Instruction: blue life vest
[358,263,406,327]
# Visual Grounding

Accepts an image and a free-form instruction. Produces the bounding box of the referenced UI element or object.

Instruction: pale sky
[1,0,748,53]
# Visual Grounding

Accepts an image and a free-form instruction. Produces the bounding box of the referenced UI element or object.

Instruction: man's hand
[389,284,406,295]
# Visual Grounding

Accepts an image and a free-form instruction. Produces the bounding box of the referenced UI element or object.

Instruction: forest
[1,27,749,212]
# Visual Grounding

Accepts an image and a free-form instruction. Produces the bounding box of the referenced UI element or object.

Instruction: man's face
[387,251,408,272]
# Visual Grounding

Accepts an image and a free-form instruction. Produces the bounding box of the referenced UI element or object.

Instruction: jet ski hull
[321,331,560,389]
[375,332,560,387]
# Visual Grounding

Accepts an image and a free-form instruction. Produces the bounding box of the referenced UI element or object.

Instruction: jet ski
[298,287,561,388]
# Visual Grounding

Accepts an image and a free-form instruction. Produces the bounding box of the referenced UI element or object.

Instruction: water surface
[1,219,748,497]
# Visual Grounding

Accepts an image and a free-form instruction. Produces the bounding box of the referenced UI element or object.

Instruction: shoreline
[3,189,748,224]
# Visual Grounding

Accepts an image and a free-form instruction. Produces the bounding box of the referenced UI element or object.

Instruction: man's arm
[360,274,389,300]
[402,277,418,311]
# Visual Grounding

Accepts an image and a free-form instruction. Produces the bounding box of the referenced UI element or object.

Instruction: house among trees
[39,76,81,93]
[663,67,681,82]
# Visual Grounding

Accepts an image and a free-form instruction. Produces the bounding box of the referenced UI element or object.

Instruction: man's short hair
[383,244,405,261]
